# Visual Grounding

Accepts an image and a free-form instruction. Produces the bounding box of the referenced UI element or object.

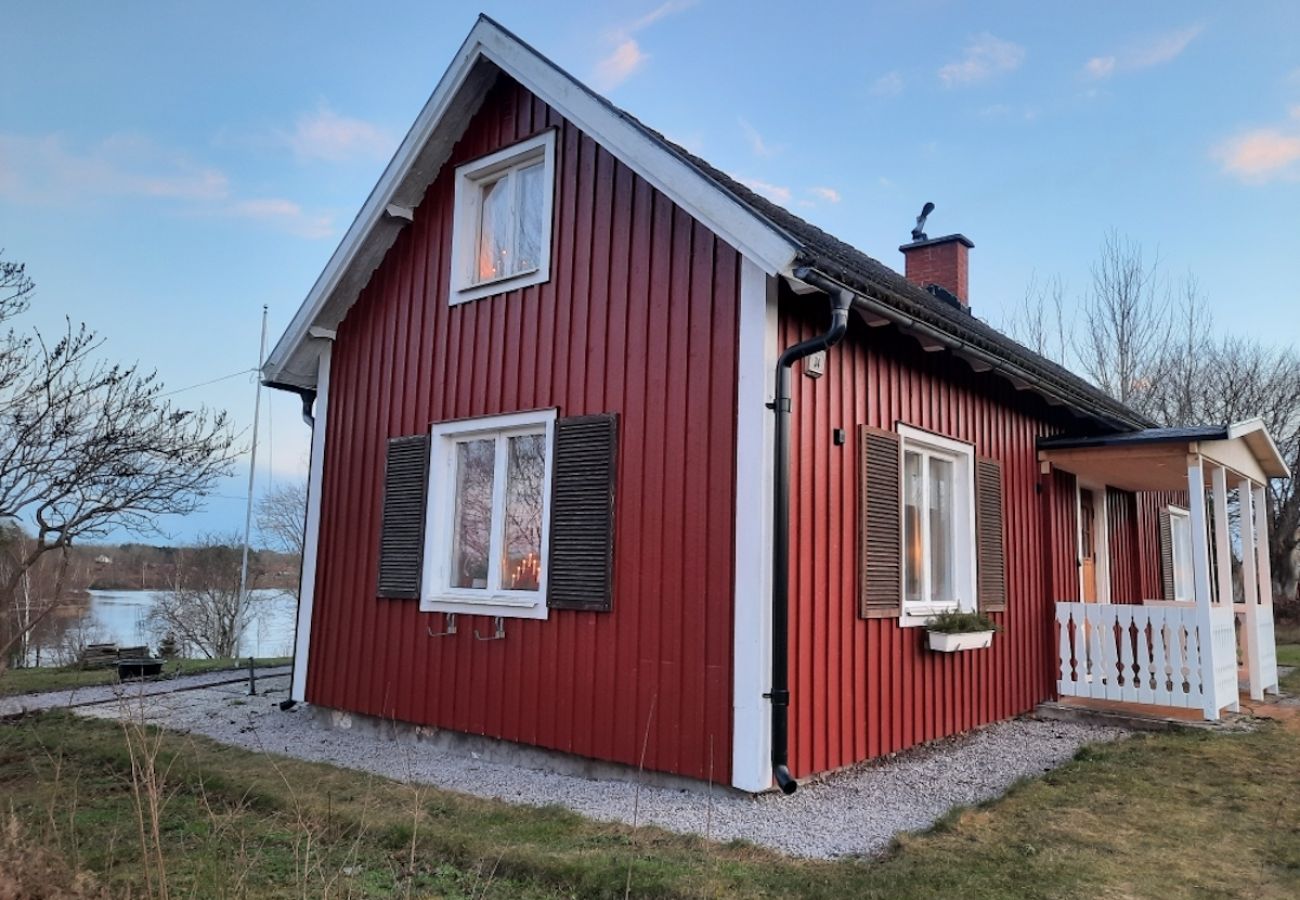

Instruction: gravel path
[0,665,290,716]
[66,672,1127,858]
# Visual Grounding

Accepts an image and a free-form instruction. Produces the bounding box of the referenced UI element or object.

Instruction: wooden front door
[1080,489,1098,603]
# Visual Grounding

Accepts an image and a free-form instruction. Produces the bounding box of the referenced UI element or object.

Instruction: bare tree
[256,480,307,559]
[1079,230,1170,408]
[1016,236,1300,603]
[1005,271,1073,364]
[146,534,253,659]
[0,253,237,665]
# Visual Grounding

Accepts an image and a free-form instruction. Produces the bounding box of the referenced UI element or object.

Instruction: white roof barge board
[262,15,799,391]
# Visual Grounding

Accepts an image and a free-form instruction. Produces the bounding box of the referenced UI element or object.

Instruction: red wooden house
[263,17,1288,794]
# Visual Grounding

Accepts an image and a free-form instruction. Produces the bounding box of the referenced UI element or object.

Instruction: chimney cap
[899,233,975,252]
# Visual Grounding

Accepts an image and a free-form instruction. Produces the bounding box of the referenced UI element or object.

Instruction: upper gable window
[450,131,556,304]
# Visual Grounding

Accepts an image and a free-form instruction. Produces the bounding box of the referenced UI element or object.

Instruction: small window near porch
[450,131,556,303]
[1169,506,1193,601]
[898,425,977,625]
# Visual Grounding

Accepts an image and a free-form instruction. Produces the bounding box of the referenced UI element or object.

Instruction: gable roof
[263,15,1148,432]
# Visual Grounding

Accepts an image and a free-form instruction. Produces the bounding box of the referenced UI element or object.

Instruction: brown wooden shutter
[858,426,902,619]
[976,457,1007,613]
[1158,507,1175,601]
[547,414,618,611]
[376,435,430,599]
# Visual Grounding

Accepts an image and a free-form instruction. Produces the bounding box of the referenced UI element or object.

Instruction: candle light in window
[509,551,539,590]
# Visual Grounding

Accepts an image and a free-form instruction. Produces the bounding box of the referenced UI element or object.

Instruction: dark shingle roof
[656,142,1150,431]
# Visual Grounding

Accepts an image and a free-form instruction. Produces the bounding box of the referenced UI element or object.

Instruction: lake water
[84,588,297,659]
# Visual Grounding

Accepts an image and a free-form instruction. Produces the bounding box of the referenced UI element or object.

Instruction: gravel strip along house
[67,674,1126,859]
[261,15,1289,795]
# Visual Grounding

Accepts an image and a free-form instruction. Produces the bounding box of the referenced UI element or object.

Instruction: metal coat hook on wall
[474,616,506,641]
[426,612,457,637]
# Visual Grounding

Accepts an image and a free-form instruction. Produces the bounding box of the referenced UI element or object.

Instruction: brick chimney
[899,232,974,309]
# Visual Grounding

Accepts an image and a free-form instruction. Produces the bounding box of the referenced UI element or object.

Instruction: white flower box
[927,630,995,653]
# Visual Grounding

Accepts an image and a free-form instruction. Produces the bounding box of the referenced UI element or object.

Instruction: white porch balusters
[1211,466,1233,607]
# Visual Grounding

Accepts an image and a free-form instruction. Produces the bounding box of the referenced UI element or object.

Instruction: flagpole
[238,306,269,642]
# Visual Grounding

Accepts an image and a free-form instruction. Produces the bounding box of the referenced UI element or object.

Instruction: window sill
[422,593,549,621]
[900,604,965,628]
[451,267,547,304]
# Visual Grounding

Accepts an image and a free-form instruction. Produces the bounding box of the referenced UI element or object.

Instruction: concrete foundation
[302,703,746,796]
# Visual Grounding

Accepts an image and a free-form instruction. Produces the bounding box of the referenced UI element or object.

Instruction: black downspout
[769,267,853,794]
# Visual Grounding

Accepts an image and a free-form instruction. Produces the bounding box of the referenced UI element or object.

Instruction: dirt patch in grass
[3,703,1300,898]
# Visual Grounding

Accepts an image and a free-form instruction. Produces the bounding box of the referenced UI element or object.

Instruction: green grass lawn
[4,697,1300,899]
[0,656,291,698]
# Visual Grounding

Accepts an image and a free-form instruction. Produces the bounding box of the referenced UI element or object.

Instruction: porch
[1038,420,1290,721]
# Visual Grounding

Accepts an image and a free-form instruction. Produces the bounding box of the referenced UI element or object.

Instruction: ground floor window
[1168,505,1193,601]
[423,409,556,619]
[898,424,976,625]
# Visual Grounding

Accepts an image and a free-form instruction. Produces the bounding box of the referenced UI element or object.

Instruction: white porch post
[1253,483,1281,693]
[1187,455,1221,720]
[1239,479,1264,701]
[1211,466,1233,608]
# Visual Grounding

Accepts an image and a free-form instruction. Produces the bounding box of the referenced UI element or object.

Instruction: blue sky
[3,1,1298,543]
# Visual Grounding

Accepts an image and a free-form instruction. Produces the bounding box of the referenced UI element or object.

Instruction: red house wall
[781,291,1083,778]
[307,75,740,782]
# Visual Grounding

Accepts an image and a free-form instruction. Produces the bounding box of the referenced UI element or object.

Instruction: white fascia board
[263,16,798,391]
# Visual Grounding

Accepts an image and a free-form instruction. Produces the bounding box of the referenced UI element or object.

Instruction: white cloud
[736,176,791,203]
[284,106,392,163]
[0,131,334,238]
[738,117,780,157]
[1215,127,1300,183]
[1083,24,1203,79]
[938,33,1025,87]
[0,133,227,204]
[593,39,648,91]
[227,198,334,239]
[871,71,904,97]
[810,186,841,204]
[592,0,697,91]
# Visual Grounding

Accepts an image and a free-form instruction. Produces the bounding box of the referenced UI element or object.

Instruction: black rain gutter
[791,260,1148,433]
[768,266,853,795]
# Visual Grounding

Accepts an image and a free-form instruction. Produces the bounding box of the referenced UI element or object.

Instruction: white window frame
[449,130,556,304]
[421,408,557,620]
[897,424,977,627]
[1168,505,1193,602]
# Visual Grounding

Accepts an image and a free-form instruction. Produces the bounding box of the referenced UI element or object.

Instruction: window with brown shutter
[548,414,618,611]
[377,435,431,599]
[975,457,1006,613]
[858,425,902,619]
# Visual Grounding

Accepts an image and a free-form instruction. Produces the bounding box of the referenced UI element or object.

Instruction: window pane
[451,439,495,589]
[929,456,955,604]
[904,450,923,604]
[515,162,544,274]
[476,175,512,282]
[501,433,546,591]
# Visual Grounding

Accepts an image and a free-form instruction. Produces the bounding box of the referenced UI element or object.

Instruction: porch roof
[1037,418,1290,492]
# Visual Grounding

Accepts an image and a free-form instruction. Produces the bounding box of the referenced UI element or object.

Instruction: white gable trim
[263,16,797,390]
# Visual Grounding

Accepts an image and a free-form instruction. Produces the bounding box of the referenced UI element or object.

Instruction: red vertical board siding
[1106,488,1142,603]
[781,290,1083,778]
[306,75,738,783]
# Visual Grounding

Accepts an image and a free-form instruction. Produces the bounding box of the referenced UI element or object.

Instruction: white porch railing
[1055,602,1239,716]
